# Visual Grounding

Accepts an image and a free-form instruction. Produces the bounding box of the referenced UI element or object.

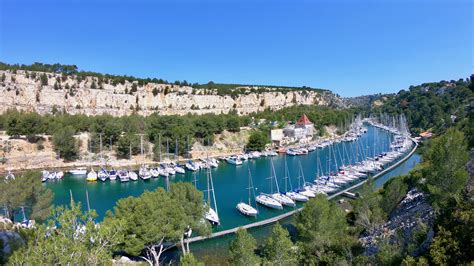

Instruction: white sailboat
[236,167,259,217]
[269,159,295,207]
[282,160,308,202]
[256,194,283,209]
[256,159,284,209]
[204,168,220,225]
[86,168,97,182]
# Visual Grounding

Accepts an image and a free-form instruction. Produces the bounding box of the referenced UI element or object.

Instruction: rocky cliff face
[0,70,344,116]
[360,189,435,257]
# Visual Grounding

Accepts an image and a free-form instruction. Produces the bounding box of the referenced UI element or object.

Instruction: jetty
[187,138,419,244]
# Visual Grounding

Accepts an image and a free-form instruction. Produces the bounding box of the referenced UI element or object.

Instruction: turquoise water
[45,126,398,232]
[187,152,422,263]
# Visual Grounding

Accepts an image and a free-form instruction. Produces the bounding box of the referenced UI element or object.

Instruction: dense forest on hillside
[374,76,473,135]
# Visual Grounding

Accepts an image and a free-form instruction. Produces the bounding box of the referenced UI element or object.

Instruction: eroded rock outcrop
[360,189,435,257]
[0,70,344,116]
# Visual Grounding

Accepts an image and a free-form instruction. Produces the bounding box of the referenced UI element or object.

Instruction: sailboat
[138,134,151,180]
[96,134,108,182]
[204,168,220,225]
[86,168,97,182]
[269,159,295,207]
[256,159,284,210]
[282,159,309,202]
[236,167,259,216]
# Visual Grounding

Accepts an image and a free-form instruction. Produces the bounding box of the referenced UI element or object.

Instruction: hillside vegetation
[373,76,473,135]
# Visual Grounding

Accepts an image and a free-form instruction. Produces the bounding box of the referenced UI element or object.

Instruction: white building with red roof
[282,114,314,142]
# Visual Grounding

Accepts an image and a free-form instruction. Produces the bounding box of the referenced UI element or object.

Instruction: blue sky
[0,0,472,97]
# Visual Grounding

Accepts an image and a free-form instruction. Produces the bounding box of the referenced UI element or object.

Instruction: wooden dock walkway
[187,138,419,244]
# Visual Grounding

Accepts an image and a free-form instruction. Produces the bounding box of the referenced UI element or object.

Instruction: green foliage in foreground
[228,228,260,265]
[347,128,472,264]
[262,223,299,265]
[8,203,124,265]
[179,252,204,266]
[104,182,210,263]
[0,171,53,223]
[423,128,468,211]
[296,195,359,264]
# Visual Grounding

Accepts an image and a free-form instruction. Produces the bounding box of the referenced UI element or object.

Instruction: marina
[44,120,417,234]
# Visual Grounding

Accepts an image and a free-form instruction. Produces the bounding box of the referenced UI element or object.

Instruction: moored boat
[86,169,97,182]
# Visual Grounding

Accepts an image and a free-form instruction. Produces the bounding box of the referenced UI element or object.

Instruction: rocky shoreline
[360,189,435,257]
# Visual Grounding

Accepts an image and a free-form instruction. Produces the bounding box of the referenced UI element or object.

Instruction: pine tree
[262,223,299,265]
[228,228,260,265]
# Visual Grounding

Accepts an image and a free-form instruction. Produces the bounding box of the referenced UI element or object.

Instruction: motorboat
[185,161,199,171]
[56,171,64,179]
[109,169,117,180]
[163,164,176,175]
[174,165,186,174]
[150,168,160,178]
[139,165,151,180]
[48,172,57,180]
[69,167,87,176]
[118,170,130,182]
[226,156,242,165]
[98,168,109,182]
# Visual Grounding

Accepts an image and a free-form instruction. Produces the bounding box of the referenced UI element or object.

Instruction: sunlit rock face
[360,189,435,257]
[0,70,345,116]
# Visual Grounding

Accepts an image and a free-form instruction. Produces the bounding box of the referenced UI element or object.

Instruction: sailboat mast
[158,134,162,162]
[270,159,280,193]
[248,168,251,205]
[99,133,103,162]
[207,170,211,204]
[209,169,218,217]
[86,189,91,212]
[175,139,178,161]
